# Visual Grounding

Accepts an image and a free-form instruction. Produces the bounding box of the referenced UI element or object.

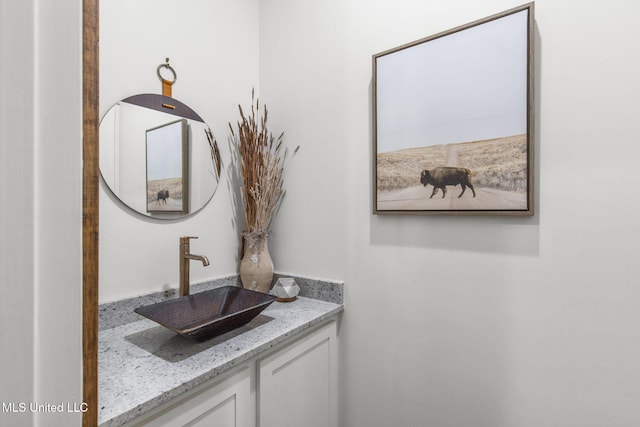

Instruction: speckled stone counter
[98,276,343,427]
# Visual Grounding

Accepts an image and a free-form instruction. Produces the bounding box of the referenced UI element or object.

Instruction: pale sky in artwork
[146,120,184,181]
[375,9,528,153]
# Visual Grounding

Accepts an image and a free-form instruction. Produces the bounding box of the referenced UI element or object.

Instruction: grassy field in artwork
[376,134,528,193]
[147,177,184,211]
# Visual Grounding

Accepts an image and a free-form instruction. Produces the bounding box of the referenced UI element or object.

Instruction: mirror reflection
[100,94,220,219]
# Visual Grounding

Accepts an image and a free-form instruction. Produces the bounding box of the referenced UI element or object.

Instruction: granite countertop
[98,276,343,427]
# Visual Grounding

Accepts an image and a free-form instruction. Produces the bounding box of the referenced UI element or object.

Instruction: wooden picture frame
[373,3,535,215]
[145,118,189,214]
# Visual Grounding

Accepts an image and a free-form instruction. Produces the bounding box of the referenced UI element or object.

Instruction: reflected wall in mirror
[100,94,220,219]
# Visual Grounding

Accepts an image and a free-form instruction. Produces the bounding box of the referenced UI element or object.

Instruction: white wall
[0,0,83,425]
[99,0,259,302]
[260,1,640,426]
[0,1,36,425]
[97,0,640,425]
[259,0,350,279]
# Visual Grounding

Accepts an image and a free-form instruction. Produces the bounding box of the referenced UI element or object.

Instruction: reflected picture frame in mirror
[145,118,189,214]
[99,93,220,219]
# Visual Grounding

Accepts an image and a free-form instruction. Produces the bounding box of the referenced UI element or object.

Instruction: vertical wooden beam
[83,0,99,425]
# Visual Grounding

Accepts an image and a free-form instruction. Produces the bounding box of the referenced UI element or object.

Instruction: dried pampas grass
[229,90,295,236]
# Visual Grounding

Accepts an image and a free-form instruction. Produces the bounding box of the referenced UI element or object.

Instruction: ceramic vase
[240,231,274,293]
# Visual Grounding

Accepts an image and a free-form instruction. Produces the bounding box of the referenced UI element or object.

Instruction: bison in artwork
[420,167,476,199]
[157,189,169,204]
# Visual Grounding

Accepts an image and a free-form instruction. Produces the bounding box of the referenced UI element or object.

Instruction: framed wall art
[372,3,535,215]
[146,118,189,214]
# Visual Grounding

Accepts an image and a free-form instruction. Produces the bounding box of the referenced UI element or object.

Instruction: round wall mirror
[100,94,220,219]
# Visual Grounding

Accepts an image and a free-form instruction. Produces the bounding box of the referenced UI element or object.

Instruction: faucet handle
[180,236,199,248]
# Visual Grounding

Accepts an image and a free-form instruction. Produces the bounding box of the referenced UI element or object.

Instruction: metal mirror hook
[157,58,177,84]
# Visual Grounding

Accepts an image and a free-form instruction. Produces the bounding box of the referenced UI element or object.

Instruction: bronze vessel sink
[134,286,277,341]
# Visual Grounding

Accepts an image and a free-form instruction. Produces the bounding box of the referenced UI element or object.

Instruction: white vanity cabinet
[258,320,338,427]
[126,364,255,427]
[122,319,338,427]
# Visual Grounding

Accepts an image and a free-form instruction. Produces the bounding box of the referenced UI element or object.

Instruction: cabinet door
[129,365,254,427]
[258,321,337,427]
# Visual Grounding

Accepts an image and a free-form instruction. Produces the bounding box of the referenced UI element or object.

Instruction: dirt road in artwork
[376,185,526,211]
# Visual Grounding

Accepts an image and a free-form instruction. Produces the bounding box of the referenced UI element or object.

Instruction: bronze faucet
[179,236,210,297]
